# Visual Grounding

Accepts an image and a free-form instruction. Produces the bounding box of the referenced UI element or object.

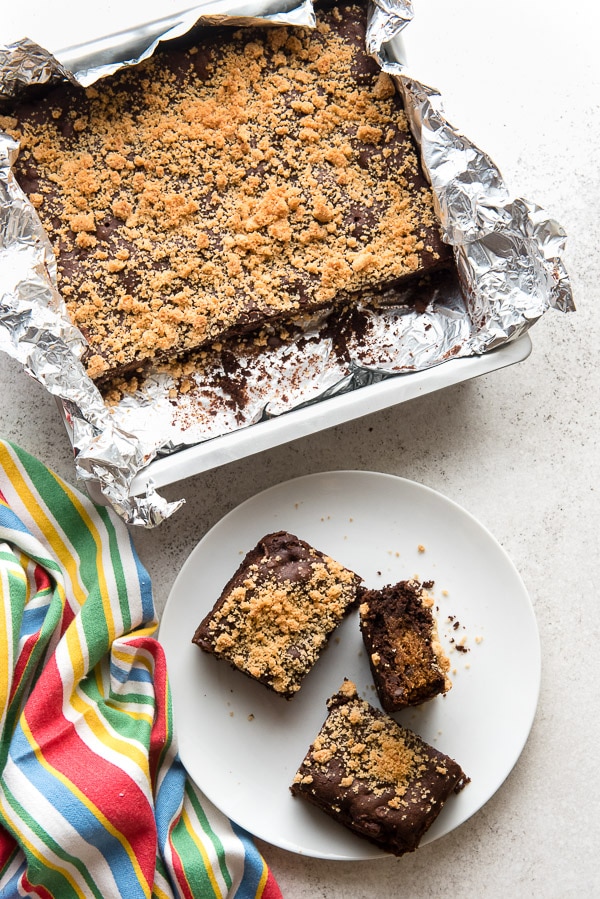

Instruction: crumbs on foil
[0,0,574,526]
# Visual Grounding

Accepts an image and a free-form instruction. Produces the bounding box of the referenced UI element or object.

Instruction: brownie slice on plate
[192,531,362,699]
[290,679,468,856]
[359,579,452,712]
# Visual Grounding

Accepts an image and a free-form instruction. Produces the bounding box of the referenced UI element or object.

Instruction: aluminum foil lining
[0,0,574,526]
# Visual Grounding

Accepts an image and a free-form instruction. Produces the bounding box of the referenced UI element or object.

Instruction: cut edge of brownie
[290,679,469,856]
[359,578,452,712]
[192,531,363,699]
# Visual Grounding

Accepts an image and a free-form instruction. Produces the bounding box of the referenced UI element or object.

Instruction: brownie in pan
[2,1,452,384]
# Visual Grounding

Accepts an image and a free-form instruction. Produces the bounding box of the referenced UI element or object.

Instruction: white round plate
[159,471,540,860]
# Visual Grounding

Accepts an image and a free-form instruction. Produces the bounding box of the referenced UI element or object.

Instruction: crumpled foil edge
[0,0,574,526]
[0,135,185,525]
[368,4,573,336]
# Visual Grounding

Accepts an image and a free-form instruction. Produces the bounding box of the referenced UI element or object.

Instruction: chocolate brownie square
[290,680,468,855]
[3,1,452,383]
[359,579,452,712]
[192,531,362,699]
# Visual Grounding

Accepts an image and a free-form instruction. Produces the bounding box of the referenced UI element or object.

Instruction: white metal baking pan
[129,334,532,494]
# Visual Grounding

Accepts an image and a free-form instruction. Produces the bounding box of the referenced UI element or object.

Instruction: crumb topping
[5,2,446,381]
[293,681,437,804]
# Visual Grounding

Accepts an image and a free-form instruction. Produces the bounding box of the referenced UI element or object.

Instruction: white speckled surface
[1,0,599,895]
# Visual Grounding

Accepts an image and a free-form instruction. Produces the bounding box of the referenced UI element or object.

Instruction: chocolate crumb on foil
[0,0,574,525]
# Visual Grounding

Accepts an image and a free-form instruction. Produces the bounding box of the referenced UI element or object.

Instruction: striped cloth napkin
[0,441,282,899]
